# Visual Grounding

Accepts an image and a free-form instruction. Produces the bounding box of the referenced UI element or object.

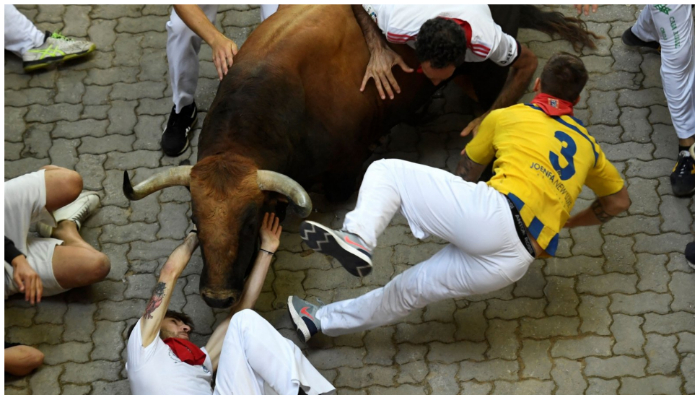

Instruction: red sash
[163,338,206,366]
[531,93,574,116]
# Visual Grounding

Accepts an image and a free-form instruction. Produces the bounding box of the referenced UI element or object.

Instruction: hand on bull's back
[361,46,414,100]
[259,212,283,254]
[211,34,238,81]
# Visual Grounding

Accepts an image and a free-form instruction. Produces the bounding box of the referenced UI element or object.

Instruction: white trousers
[317,159,535,336]
[166,4,279,113]
[4,4,45,57]
[632,4,695,139]
[213,309,334,395]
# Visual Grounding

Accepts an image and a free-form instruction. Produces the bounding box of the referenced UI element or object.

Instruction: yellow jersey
[465,103,624,256]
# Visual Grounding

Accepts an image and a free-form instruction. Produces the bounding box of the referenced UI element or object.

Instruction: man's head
[126,310,195,341]
[535,53,589,104]
[415,18,466,86]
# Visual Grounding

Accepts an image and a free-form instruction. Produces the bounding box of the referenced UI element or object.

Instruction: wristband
[260,248,275,256]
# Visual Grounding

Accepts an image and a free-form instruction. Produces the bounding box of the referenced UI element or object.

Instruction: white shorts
[4,170,65,299]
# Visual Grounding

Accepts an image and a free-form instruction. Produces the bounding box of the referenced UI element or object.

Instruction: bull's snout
[201,289,241,309]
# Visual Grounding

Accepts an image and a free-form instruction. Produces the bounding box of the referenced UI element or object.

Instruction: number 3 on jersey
[549,131,577,180]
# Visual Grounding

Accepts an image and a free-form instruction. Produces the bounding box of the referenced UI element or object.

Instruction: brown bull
[123,5,598,308]
[124,5,436,308]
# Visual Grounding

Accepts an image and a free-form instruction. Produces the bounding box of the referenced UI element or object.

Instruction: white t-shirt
[127,319,214,395]
[362,4,520,66]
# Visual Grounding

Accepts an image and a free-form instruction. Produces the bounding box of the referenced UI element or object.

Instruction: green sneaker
[22,31,95,72]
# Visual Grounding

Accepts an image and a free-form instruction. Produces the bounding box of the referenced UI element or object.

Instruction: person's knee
[44,166,83,200]
[5,346,44,376]
[86,251,111,283]
[229,309,260,333]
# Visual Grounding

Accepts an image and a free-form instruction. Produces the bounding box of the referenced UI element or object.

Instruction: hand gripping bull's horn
[123,166,192,200]
[257,170,312,217]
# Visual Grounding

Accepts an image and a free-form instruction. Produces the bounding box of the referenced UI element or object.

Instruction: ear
[572,95,581,106]
[533,78,541,93]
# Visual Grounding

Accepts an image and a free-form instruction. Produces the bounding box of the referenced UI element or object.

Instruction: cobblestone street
[3,4,695,395]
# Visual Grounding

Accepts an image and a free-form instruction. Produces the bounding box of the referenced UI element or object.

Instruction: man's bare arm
[565,186,631,228]
[140,232,199,347]
[351,5,413,99]
[455,153,488,183]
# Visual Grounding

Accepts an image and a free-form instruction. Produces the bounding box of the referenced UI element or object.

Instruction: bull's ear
[257,170,312,217]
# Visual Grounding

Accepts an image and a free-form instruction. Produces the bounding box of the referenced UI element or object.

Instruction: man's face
[160,317,191,340]
[420,61,456,86]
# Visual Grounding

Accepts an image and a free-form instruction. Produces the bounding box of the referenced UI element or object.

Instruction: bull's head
[123,155,311,308]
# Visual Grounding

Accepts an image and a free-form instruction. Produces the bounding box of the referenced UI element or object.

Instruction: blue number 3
[549,131,577,180]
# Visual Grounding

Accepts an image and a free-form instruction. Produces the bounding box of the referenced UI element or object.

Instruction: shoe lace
[51,31,72,41]
[73,202,91,223]
[676,153,694,178]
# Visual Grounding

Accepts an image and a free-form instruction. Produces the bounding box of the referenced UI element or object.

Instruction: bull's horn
[257,171,312,217]
[123,166,192,200]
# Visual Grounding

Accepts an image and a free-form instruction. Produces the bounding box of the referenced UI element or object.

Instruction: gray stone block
[681,353,694,394]
[307,347,365,369]
[110,82,166,101]
[520,316,579,339]
[21,123,52,159]
[579,295,611,335]
[362,326,395,366]
[602,235,636,273]
[659,195,693,233]
[643,312,694,334]
[90,5,143,19]
[492,379,554,395]
[96,299,146,321]
[485,298,545,320]
[80,135,135,154]
[618,88,667,107]
[61,361,123,384]
[75,154,106,191]
[86,67,139,86]
[91,379,131,395]
[458,359,519,382]
[633,233,694,254]
[669,272,694,313]
[5,106,28,142]
[586,378,620,395]
[644,333,679,374]
[552,358,586,394]
[63,302,97,342]
[396,321,456,344]
[577,273,637,295]
[609,292,671,314]
[428,363,460,395]
[53,118,109,138]
[38,341,92,365]
[619,376,682,395]
[91,320,126,361]
[588,90,619,125]
[485,319,518,360]
[116,16,168,33]
[6,325,64,345]
[5,307,35,328]
[82,105,111,120]
[138,49,168,82]
[5,88,56,107]
[584,356,646,378]
[551,336,613,359]
[113,34,143,67]
[544,256,604,276]
[520,339,551,380]
[48,138,80,169]
[602,215,661,236]
[26,103,82,123]
[61,384,91,395]
[454,301,487,342]
[544,276,578,316]
[88,19,118,51]
[55,70,86,104]
[29,365,62,395]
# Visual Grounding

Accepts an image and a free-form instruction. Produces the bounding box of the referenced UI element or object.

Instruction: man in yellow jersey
[286,53,630,342]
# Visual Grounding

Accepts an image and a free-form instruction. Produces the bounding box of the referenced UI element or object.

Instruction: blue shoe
[299,220,373,277]
[288,296,322,342]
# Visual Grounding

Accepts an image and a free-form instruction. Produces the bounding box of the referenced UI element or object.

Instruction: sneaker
[23,31,96,72]
[621,27,660,50]
[37,191,100,238]
[670,150,695,197]
[299,220,373,277]
[161,102,197,157]
[287,296,322,342]
[686,242,695,269]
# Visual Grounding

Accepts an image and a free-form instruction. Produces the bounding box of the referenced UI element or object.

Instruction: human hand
[574,5,598,16]
[460,113,488,138]
[360,46,414,100]
[12,255,42,305]
[211,34,238,81]
[259,212,282,253]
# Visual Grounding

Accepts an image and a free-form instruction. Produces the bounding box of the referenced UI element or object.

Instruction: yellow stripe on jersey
[465,104,624,256]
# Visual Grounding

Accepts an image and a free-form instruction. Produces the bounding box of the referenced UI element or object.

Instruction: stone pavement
[3,4,694,395]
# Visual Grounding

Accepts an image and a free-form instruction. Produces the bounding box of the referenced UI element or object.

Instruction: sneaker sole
[287,296,312,342]
[299,221,372,277]
[23,44,96,72]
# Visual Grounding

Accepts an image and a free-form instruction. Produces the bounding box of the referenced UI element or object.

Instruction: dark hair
[539,53,589,103]
[415,18,467,69]
[126,310,195,340]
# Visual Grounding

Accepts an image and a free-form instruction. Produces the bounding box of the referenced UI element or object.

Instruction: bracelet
[260,248,275,256]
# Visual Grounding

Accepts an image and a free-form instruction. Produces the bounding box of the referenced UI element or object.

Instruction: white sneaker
[22,31,96,72]
[37,191,100,238]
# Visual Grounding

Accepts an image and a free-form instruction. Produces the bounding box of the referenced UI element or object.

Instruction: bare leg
[40,166,82,212]
[51,220,110,288]
[4,346,44,376]
[680,136,695,147]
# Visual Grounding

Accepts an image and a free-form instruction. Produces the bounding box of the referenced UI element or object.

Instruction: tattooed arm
[455,153,488,183]
[140,232,199,347]
[564,186,630,228]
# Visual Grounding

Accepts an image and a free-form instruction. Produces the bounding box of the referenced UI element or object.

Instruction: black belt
[505,196,536,257]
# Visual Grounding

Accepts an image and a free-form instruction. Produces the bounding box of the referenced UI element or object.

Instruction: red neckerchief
[415,17,473,75]
[531,93,574,116]
[163,337,206,366]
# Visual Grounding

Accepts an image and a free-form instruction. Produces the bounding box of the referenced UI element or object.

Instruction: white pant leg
[214,309,334,395]
[166,5,218,113]
[322,159,534,335]
[260,4,278,21]
[4,4,45,57]
[632,5,695,139]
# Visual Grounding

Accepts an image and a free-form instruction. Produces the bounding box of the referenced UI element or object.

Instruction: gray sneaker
[37,191,100,238]
[23,31,96,72]
[299,220,373,277]
[287,296,322,342]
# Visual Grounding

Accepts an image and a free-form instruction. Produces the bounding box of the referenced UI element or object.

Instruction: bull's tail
[519,5,601,51]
